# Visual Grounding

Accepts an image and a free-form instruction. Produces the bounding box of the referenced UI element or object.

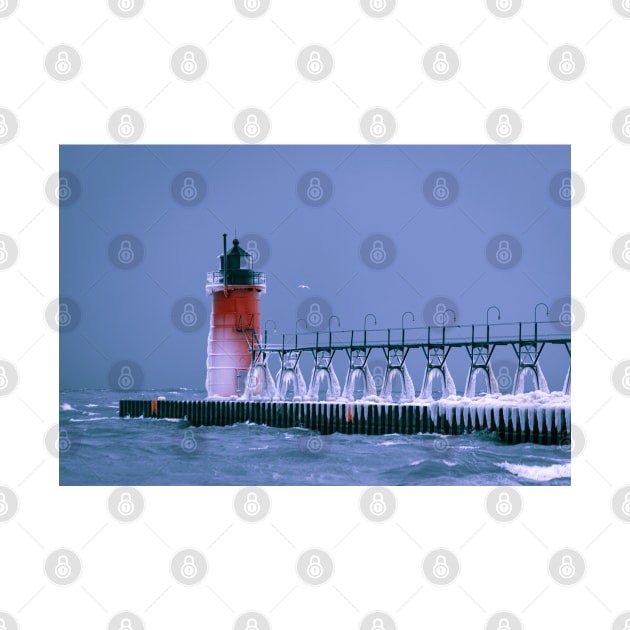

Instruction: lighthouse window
[240,255,252,270]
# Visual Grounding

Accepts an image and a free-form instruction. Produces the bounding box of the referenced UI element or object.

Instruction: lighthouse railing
[206,271,266,289]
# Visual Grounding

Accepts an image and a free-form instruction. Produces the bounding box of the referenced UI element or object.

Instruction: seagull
[297,284,310,290]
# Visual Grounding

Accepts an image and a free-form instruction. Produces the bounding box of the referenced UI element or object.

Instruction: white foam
[60,403,75,411]
[496,462,571,481]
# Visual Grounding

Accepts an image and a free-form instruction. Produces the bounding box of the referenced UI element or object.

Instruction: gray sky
[60,144,570,392]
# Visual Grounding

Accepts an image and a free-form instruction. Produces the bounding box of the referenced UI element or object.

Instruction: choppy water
[59,389,570,486]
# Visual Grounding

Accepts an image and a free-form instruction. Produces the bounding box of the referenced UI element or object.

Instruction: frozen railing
[206,271,266,290]
[260,320,570,352]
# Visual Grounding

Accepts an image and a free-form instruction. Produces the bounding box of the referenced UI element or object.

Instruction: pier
[119,397,570,445]
[120,314,571,444]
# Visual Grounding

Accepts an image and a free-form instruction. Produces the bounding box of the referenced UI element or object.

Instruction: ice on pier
[381,364,415,403]
[419,364,457,400]
[341,367,378,401]
[464,365,500,397]
[513,364,549,394]
[306,364,341,401]
[275,365,308,400]
[243,363,277,400]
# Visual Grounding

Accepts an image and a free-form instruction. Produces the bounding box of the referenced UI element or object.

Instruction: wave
[60,403,76,411]
[496,462,570,481]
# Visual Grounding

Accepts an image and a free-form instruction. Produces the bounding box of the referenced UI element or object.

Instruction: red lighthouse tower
[205,234,266,397]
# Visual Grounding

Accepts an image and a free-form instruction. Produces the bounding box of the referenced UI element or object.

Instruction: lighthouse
[205,234,266,397]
